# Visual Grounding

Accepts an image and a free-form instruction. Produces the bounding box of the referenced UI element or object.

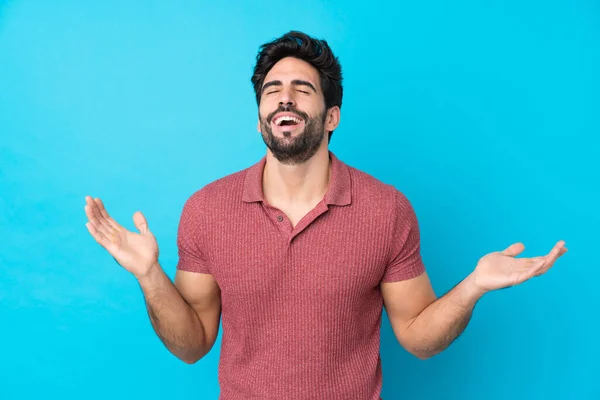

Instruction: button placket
[263,204,291,235]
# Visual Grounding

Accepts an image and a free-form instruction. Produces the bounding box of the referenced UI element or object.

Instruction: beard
[259,105,327,165]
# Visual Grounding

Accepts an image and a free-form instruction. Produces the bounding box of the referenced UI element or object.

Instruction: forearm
[403,273,486,359]
[137,264,208,363]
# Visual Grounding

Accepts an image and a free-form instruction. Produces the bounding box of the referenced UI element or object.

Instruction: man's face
[258,57,338,165]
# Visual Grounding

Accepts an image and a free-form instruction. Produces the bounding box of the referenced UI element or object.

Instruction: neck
[263,145,331,207]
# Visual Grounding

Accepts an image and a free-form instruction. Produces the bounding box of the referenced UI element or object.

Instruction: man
[84,31,567,399]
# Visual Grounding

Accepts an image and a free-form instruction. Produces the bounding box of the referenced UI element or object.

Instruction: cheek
[259,99,276,116]
[301,97,325,114]
[258,105,269,121]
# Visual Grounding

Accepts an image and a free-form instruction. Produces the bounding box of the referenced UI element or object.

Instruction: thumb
[133,211,149,234]
[501,242,525,257]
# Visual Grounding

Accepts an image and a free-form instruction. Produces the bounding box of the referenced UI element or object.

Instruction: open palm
[474,241,568,292]
[84,196,159,278]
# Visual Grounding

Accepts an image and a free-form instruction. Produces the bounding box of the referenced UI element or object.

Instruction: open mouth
[271,113,304,130]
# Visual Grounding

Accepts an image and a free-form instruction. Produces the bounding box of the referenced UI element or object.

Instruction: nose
[278,87,296,108]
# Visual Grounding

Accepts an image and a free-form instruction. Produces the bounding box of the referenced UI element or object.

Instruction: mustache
[266,105,309,123]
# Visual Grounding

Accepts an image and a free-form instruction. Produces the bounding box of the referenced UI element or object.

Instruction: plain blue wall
[1,1,598,399]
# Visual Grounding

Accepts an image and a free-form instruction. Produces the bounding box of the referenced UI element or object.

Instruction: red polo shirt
[176,151,425,399]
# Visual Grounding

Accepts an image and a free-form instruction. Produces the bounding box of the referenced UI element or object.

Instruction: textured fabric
[176,151,425,399]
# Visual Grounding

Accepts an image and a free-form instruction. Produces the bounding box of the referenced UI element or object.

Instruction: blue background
[1,1,598,399]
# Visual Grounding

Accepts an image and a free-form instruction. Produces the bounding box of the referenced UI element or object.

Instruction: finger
[550,240,567,258]
[86,221,114,251]
[93,198,119,227]
[537,242,568,275]
[518,257,547,281]
[531,257,547,274]
[86,196,106,225]
[93,197,111,219]
[93,197,126,232]
[85,204,114,239]
[84,202,97,225]
[517,257,543,272]
[84,203,103,232]
[522,256,544,267]
[502,242,525,257]
[86,196,120,236]
[540,241,566,267]
[133,211,149,234]
[84,196,98,221]
[85,196,111,237]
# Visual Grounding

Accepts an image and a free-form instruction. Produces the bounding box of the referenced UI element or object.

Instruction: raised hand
[84,196,159,279]
[472,241,568,293]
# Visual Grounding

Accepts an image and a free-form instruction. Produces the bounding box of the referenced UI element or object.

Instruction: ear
[257,119,261,133]
[324,106,341,132]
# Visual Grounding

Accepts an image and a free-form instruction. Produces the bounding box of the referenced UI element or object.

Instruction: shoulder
[180,165,251,215]
[342,162,419,235]
[346,164,412,210]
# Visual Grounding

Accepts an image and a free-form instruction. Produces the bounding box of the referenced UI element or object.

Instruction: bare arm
[381,272,482,360]
[139,265,221,364]
[83,195,221,364]
[382,241,567,360]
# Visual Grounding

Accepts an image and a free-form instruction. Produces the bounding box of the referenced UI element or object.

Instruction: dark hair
[251,31,343,141]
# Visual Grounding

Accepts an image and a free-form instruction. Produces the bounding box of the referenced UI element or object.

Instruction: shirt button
[277,215,284,222]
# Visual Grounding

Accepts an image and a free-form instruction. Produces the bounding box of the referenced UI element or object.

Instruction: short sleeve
[176,196,211,274]
[381,190,426,282]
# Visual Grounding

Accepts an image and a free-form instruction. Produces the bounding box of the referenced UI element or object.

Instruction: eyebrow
[262,79,317,93]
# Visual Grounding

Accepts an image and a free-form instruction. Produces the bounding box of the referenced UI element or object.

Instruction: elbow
[408,343,450,360]
[181,357,200,364]
[179,352,200,364]
[397,333,447,360]
[397,335,439,360]
[176,346,210,365]
[401,339,441,360]
[179,351,206,364]
[175,335,217,365]
[411,350,437,360]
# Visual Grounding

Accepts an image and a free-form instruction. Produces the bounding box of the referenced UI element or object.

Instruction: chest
[206,211,390,308]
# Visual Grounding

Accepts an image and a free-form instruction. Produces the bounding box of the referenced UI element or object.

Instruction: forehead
[264,57,321,89]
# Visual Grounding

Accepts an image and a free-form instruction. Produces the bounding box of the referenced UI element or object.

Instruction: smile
[272,112,304,127]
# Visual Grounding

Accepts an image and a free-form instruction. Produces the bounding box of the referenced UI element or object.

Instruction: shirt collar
[242,151,351,206]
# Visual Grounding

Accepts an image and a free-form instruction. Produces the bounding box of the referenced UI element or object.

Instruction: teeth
[275,115,302,126]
